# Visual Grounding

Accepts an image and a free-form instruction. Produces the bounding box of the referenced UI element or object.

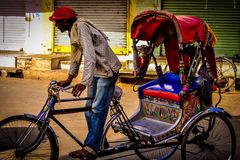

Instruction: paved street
[0,77,240,160]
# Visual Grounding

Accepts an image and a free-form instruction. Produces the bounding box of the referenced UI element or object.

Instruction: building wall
[24,0,53,54]
[0,54,16,67]
[0,0,54,67]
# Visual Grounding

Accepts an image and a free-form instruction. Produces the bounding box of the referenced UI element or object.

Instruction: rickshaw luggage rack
[0,10,236,160]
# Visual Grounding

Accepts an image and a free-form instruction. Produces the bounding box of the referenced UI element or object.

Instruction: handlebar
[48,80,122,103]
[37,81,94,119]
[49,80,74,93]
[52,85,74,93]
[48,80,94,102]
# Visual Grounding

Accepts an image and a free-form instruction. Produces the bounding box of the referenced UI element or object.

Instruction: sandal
[69,148,96,160]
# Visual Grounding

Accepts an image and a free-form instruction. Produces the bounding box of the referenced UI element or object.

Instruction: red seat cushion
[143,88,180,102]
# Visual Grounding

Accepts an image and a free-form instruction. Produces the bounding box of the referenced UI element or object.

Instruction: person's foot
[69,148,96,160]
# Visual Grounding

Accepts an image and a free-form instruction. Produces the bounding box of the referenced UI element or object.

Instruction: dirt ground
[0,77,240,159]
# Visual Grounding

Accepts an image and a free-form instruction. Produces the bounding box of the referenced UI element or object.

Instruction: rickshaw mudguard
[180,107,232,135]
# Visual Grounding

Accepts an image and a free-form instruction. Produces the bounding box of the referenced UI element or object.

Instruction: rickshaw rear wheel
[181,112,236,160]
[215,56,237,93]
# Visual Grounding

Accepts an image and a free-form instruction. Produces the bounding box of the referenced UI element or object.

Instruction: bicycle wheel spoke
[216,57,236,92]
[220,66,234,75]
[136,141,178,159]
[0,122,20,150]
[0,115,58,159]
[182,113,235,160]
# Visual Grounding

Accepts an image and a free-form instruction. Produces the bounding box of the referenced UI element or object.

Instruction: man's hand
[57,74,74,87]
[57,80,72,87]
[72,83,86,97]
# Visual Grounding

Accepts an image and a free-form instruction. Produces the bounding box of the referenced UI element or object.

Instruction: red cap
[49,6,77,21]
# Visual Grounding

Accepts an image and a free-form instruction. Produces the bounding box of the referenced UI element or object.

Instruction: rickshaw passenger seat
[112,72,200,143]
[130,73,198,141]
[138,72,182,102]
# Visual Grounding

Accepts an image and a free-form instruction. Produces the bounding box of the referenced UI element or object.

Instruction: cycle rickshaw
[0,10,236,160]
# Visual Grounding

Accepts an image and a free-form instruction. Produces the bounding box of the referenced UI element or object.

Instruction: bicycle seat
[112,85,122,102]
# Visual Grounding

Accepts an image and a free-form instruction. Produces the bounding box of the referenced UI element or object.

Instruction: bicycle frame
[36,84,94,148]
[49,98,92,147]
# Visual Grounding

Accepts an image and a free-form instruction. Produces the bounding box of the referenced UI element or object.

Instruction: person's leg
[84,77,98,130]
[69,78,99,159]
[84,73,118,152]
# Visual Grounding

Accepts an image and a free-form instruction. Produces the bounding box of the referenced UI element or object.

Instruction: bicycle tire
[0,115,59,160]
[135,141,178,160]
[181,112,236,160]
[216,57,237,92]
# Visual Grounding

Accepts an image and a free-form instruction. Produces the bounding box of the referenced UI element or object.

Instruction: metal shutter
[0,0,25,51]
[0,0,25,16]
[162,0,240,57]
[54,0,127,53]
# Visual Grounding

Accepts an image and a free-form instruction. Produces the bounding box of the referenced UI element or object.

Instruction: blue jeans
[84,72,118,151]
